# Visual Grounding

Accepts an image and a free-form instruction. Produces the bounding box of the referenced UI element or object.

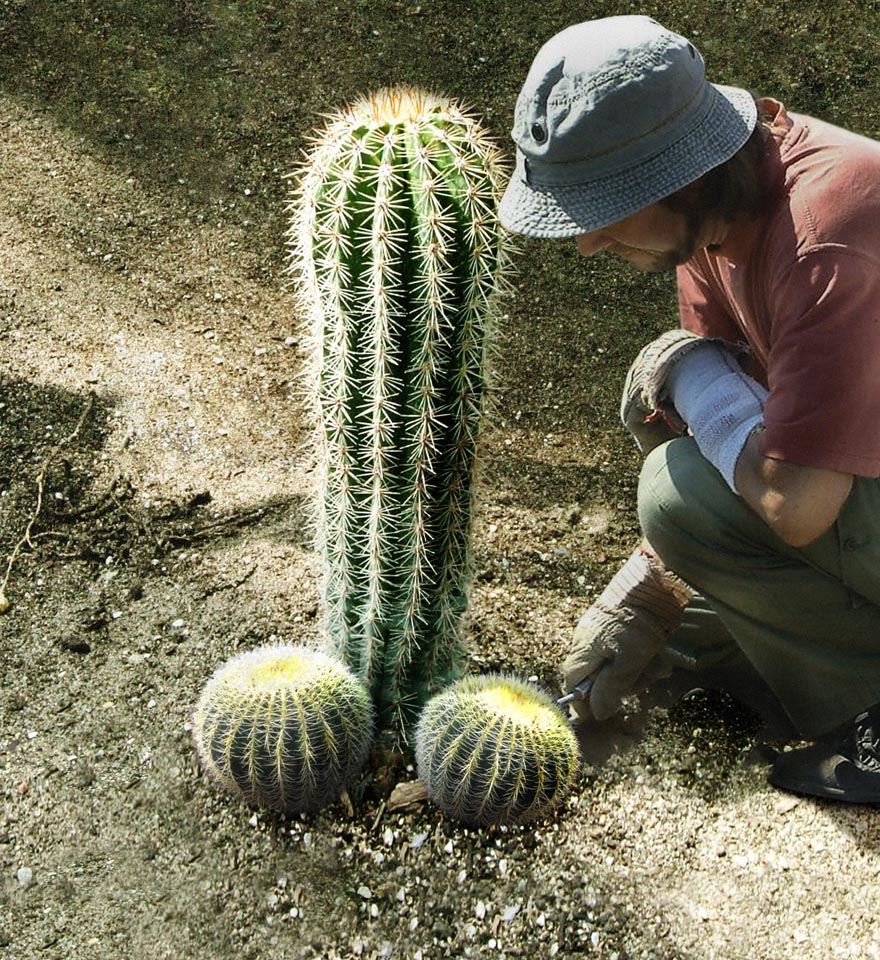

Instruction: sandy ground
[2,13,880,960]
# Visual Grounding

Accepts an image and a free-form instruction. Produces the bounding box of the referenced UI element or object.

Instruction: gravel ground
[2,4,880,958]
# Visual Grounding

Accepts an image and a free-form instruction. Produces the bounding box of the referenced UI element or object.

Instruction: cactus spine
[290,86,512,743]
[415,674,580,826]
[192,645,374,815]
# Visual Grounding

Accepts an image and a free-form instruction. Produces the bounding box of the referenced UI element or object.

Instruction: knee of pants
[636,437,730,562]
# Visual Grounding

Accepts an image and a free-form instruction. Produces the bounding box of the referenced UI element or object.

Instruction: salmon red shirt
[677,98,880,477]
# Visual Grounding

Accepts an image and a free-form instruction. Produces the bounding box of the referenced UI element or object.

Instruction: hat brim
[497,84,758,239]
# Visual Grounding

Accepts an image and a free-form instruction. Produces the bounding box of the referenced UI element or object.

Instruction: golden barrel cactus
[415,673,580,826]
[192,644,373,815]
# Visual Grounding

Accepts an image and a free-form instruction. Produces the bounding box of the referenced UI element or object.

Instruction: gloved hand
[620,329,712,453]
[562,548,693,721]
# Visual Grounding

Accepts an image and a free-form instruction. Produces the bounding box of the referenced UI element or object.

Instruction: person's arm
[734,430,853,547]
[660,343,854,547]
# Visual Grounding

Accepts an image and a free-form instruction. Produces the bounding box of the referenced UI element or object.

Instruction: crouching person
[498,15,880,802]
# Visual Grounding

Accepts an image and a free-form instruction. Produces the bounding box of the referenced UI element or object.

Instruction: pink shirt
[677,99,880,477]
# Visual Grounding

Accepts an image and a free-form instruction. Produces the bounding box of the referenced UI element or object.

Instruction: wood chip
[338,789,355,818]
[387,780,428,811]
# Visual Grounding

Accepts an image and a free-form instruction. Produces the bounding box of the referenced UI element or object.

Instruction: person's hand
[561,549,693,721]
[620,329,708,453]
[562,602,672,721]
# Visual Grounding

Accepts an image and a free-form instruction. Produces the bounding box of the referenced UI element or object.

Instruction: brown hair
[662,95,774,225]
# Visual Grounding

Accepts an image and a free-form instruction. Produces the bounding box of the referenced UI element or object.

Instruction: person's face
[574,201,705,273]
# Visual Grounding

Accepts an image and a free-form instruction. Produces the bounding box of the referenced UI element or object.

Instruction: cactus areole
[291,86,512,743]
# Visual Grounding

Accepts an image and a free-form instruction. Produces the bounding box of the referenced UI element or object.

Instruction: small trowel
[555,675,594,710]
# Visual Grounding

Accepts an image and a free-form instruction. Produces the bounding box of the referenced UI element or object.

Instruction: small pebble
[17,867,33,887]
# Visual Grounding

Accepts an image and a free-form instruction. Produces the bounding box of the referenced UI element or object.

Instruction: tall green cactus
[290,86,512,743]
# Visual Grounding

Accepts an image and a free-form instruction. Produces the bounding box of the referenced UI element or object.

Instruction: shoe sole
[767,770,880,804]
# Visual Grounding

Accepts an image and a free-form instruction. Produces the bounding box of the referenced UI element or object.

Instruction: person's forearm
[664,343,854,546]
[664,341,766,490]
[734,431,854,547]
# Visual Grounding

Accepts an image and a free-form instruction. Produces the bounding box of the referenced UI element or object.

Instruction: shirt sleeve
[758,247,880,476]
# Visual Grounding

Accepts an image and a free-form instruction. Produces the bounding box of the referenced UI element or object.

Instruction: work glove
[620,329,711,453]
[562,548,693,721]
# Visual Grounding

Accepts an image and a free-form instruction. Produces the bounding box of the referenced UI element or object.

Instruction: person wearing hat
[499,15,880,803]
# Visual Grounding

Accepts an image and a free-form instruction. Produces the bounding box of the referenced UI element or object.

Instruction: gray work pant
[638,437,880,738]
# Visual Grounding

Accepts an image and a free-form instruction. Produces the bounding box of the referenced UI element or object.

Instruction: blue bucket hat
[498,16,758,238]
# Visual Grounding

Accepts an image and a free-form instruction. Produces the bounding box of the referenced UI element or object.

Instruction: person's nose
[575,231,611,257]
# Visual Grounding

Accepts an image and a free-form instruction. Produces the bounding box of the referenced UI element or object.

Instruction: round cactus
[415,673,580,826]
[192,644,374,815]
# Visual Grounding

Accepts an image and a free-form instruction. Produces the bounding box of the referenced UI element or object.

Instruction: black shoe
[768,704,880,803]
